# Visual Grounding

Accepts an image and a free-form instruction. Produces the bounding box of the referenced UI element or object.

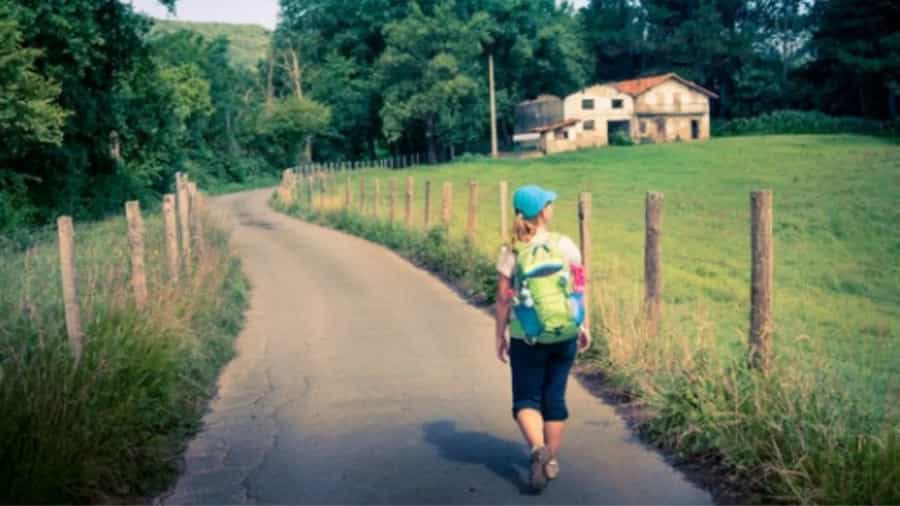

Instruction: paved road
[161,189,711,505]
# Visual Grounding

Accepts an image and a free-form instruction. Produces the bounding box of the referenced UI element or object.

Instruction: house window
[584,120,595,131]
[554,129,569,140]
[611,99,624,109]
[582,99,594,110]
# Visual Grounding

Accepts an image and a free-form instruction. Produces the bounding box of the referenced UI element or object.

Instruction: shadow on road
[422,420,533,494]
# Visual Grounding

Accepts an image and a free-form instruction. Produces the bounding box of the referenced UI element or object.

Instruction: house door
[655,117,666,140]
[691,119,700,140]
[607,120,631,144]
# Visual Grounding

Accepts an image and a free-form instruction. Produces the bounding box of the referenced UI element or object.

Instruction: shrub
[714,110,900,137]
[609,129,635,146]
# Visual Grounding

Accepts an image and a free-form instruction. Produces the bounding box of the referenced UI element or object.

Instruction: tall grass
[0,206,248,503]
[274,153,900,504]
[592,274,899,504]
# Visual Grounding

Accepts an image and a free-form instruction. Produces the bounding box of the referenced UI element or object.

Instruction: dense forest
[1,0,898,234]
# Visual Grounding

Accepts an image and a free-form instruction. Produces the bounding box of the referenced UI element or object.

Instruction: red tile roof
[610,73,719,99]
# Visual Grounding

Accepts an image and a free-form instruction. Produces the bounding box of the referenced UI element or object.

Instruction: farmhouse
[515,73,718,154]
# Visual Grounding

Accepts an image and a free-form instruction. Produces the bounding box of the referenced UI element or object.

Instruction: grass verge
[0,208,248,503]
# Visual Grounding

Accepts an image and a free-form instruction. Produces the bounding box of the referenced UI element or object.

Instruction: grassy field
[0,207,248,502]
[293,134,899,503]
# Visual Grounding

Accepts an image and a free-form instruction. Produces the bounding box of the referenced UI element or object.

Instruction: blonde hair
[513,212,540,243]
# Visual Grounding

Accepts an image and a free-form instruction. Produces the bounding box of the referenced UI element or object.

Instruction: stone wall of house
[632,79,711,143]
[564,85,633,148]
[635,114,709,143]
[540,127,579,154]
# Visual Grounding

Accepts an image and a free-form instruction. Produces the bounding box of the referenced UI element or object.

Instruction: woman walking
[494,184,591,492]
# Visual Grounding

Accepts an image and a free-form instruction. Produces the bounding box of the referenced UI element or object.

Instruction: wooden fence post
[306,175,313,208]
[405,176,413,226]
[467,180,478,242]
[345,176,352,208]
[389,179,397,223]
[57,216,83,363]
[280,169,292,203]
[318,172,325,209]
[750,190,774,371]
[125,201,148,310]
[188,182,204,253]
[162,194,179,281]
[374,178,381,217]
[292,170,301,202]
[177,177,192,269]
[424,181,432,227]
[499,181,509,244]
[578,193,592,330]
[441,182,452,224]
[644,192,664,335]
[359,176,366,212]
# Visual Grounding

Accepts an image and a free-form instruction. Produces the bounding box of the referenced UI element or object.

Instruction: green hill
[150,19,270,71]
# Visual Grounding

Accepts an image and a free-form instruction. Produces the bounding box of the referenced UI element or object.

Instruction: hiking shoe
[545,458,560,480]
[529,446,551,491]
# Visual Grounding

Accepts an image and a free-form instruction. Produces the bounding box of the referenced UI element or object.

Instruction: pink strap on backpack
[570,264,585,294]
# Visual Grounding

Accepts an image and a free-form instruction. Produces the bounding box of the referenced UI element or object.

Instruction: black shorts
[509,337,577,421]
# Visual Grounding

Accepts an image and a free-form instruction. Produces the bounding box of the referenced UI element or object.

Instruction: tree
[377,1,492,162]
[579,0,649,82]
[476,0,588,145]
[5,0,183,221]
[276,0,407,159]
[0,3,68,231]
[149,27,271,183]
[159,64,214,124]
[804,0,900,118]
[257,96,331,168]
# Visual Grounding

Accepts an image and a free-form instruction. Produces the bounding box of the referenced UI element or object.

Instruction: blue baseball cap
[513,185,557,219]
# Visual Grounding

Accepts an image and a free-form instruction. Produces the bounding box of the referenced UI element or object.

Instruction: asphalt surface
[160,188,711,505]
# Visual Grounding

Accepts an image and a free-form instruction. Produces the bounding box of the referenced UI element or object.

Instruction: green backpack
[509,233,583,345]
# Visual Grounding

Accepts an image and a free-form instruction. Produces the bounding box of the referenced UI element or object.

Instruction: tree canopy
[0,0,330,233]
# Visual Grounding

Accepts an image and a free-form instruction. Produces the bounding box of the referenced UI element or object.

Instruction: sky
[130,0,590,30]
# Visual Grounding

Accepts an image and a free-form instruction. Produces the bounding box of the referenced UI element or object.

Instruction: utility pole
[489,53,498,158]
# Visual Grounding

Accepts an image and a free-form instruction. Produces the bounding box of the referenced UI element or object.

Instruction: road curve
[160,188,711,505]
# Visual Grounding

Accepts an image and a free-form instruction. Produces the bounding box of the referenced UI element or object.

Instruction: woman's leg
[544,421,565,456]
[516,409,545,449]
[541,339,578,457]
[509,339,548,449]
